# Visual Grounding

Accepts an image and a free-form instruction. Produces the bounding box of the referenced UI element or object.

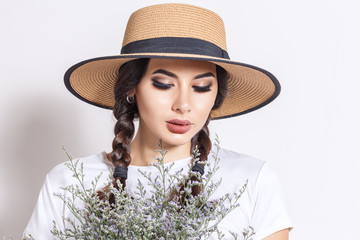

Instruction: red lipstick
[166,119,192,134]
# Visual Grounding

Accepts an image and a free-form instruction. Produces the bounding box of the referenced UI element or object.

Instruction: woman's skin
[264,229,289,240]
[107,58,290,239]
[129,59,218,166]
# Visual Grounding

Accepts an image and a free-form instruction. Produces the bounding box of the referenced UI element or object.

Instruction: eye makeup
[151,79,172,90]
[192,84,212,93]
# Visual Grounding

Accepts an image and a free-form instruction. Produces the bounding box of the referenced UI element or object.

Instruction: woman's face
[134,58,218,147]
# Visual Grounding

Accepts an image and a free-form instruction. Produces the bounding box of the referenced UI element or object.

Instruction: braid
[111,101,136,189]
[191,118,212,163]
[97,59,149,202]
[189,118,211,196]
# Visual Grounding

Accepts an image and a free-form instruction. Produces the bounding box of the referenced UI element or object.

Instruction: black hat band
[121,37,230,60]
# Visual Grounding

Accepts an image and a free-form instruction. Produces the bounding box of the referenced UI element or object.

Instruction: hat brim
[64,53,280,120]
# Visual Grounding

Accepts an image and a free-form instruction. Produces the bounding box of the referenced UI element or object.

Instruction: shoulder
[23,152,112,238]
[213,148,265,182]
[209,148,281,195]
[46,152,112,188]
[207,148,293,237]
[217,148,265,172]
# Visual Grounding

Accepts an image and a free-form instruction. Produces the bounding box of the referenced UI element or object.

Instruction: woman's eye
[151,79,172,90]
[193,85,212,93]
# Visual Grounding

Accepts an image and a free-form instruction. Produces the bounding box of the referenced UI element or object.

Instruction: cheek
[193,91,218,113]
[136,87,171,118]
[191,93,217,130]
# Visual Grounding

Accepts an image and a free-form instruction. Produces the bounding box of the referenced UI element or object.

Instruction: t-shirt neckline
[99,151,192,170]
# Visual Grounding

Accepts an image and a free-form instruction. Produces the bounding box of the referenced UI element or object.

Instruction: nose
[172,87,191,113]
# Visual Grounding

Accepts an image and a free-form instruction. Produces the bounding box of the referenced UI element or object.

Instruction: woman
[24,3,292,239]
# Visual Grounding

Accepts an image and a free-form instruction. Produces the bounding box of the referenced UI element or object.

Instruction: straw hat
[64,3,280,119]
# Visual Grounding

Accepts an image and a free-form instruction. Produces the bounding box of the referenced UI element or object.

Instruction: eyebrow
[152,69,215,80]
[152,69,177,78]
[194,72,215,79]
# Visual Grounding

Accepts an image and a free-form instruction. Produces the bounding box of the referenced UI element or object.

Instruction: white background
[1,0,359,239]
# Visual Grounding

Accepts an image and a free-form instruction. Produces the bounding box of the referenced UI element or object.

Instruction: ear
[127,89,136,97]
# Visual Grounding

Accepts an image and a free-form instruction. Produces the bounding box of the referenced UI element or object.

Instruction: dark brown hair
[98,58,228,203]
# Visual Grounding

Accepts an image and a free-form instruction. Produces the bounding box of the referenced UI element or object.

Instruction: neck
[130,130,191,167]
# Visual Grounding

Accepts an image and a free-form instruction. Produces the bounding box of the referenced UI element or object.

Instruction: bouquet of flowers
[27,138,254,239]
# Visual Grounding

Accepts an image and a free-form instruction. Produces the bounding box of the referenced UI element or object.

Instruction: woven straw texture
[66,3,279,119]
[123,3,227,50]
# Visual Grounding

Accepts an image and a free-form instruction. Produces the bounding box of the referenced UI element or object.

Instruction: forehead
[146,58,217,74]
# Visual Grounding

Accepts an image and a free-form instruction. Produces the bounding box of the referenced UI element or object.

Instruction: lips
[166,119,192,134]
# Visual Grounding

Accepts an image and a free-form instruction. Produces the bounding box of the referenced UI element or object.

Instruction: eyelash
[151,79,172,90]
[151,79,212,93]
[193,85,211,93]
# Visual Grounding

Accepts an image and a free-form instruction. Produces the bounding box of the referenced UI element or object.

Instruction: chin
[160,133,193,147]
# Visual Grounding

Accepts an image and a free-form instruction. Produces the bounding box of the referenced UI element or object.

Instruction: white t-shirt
[24,149,292,239]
